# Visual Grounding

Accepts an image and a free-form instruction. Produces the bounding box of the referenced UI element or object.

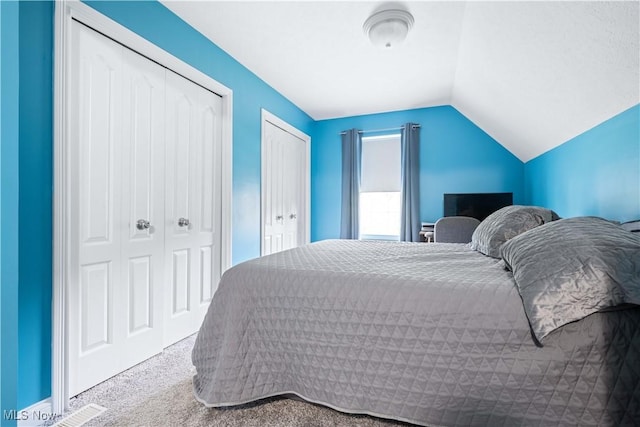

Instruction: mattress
[192,239,640,426]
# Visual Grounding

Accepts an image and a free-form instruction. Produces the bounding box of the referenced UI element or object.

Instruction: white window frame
[359,133,402,241]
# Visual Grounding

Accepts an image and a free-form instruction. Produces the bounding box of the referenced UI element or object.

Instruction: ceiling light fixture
[363,8,414,49]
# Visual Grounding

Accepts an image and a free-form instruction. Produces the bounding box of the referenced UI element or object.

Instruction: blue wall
[17,0,54,409]
[311,106,525,241]
[1,0,20,424]
[525,104,640,222]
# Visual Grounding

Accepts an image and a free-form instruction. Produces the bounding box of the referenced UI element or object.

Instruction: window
[359,134,401,240]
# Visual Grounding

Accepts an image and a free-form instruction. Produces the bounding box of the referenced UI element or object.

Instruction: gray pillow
[469,205,557,258]
[501,216,640,343]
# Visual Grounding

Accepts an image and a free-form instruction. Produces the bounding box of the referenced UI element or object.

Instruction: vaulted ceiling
[162,1,639,162]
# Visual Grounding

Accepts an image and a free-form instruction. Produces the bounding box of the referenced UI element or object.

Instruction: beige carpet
[107,379,407,427]
[59,334,409,426]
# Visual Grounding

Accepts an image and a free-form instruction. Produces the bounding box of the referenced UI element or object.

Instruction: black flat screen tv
[444,192,513,222]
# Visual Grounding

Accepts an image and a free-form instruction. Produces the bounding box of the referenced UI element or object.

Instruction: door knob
[178,217,190,227]
[275,215,284,221]
[136,219,151,230]
[289,213,297,219]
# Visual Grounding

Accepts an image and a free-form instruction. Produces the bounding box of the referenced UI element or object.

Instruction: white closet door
[164,70,222,346]
[118,47,166,368]
[263,123,285,254]
[262,121,307,256]
[283,130,305,251]
[68,22,166,396]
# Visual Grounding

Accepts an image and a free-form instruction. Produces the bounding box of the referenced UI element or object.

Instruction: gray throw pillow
[469,205,557,258]
[501,216,640,343]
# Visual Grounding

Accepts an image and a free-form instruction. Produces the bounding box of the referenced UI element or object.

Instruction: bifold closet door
[282,129,306,250]
[163,70,223,346]
[262,122,284,254]
[262,122,306,255]
[68,22,166,396]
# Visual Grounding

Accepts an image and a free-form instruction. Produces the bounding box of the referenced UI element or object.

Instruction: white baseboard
[12,398,56,427]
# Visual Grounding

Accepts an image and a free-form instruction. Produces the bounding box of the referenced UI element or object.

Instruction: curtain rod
[339,124,421,135]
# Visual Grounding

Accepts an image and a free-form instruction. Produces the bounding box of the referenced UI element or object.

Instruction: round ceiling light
[363,9,414,49]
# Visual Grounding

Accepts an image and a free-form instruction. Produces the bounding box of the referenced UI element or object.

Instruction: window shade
[360,135,401,192]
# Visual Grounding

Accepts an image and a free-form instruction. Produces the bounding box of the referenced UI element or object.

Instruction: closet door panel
[164,70,222,345]
[69,22,125,396]
[69,22,166,395]
[78,45,119,246]
[80,262,112,352]
[119,46,166,367]
[283,131,303,251]
[194,93,222,312]
[164,72,197,345]
[200,246,214,303]
[200,107,216,233]
[262,125,274,255]
[172,249,191,314]
[127,256,152,333]
[169,95,193,236]
[262,123,285,256]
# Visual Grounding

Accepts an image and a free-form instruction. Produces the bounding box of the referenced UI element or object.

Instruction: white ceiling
[162,1,639,162]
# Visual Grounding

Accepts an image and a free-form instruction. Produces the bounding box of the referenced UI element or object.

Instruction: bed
[192,207,640,426]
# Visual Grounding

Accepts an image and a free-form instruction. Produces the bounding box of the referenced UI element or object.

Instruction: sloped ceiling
[162,1,639,162]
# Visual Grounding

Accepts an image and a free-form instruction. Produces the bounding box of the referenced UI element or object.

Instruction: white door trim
[53,0,233,413]
[260,109,311,255]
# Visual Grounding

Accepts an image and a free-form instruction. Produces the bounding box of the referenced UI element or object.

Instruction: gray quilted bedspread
[192,240,640,426]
